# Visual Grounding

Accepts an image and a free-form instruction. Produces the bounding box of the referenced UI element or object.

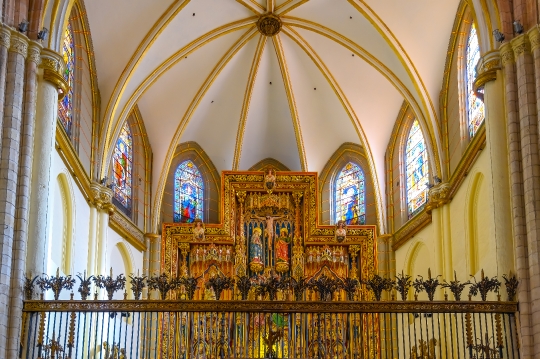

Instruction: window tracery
[58,22,75,136]
[112,122,133,211]
[405,119,429,217]
[466,23,484,137]
[174,160,204,223]
[335,162,366,225]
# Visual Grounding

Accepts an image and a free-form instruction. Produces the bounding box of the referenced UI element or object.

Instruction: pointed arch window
[466,23,485,138]
[58,22,75,136]
[112,122,133,211]
[405,120,429,217]
[335,162,366,225]
[174,160,204,223]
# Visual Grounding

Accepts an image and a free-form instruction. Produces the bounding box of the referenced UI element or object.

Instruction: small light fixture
[37,27,49,41]
[492,29,505,43]
[433,175,442,184]
[513,20,524,34]
[18,20,29,33]
[426,182,434,189]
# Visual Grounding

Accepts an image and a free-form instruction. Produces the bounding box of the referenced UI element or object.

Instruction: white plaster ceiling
[81,0,460,229]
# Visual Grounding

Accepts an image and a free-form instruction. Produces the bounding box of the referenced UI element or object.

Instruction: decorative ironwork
[262,328,284,359]
[442,271,470,301]
[470,269,501,301]
[23,274,39,300]
[180,275,200,300]
[502,274,519,301]
[286,276,309,301]
[235,275,252,300]
[206,274,234,300]
[128,272,146,300]
[394,271,412,301]
[309,274,343,301]
[36,268,76,300]
[147,272,179,300]
[413,269,441,301]
[342,277,359,301]
[410,338,437,359]
[76,271,94,300]
[253,273,285,301]
[363,274,393,301]
[93,269,126,300]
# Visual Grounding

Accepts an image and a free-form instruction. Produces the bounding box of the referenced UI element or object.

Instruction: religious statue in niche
[275,227,291,273]
[249,227,264,273]
[192,219,205,241]
[335,220,347,243]
[264,168,276,193]
[251,213,287,246]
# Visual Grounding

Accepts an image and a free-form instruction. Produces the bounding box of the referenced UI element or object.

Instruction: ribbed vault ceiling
[84,0,460,229]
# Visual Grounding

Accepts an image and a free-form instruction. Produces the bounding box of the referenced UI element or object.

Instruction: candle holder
[469,270,501,301]
[442,271,470,301]
[413,269,441,302]
[93,269,126,300]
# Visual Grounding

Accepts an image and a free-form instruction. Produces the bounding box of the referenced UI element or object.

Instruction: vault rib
[151,27,258,231]
[275,0,309,15]
[232,34,268,170]
[271,34,308,172]
[281,25,386,231]
[236,0,265,14]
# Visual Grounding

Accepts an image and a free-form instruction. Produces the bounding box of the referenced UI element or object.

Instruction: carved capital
[499,43,514,66]
[528,26,540,52]
[90,182,114,213]
[40,48,68,100]
[426,182,452,213]
[474,52,500,93]
[27,41,42,65]
[0,26,11,49]
[511,34,531,57]
[144,233,161,243]
[235,190,246,204]
[9,30,28,58]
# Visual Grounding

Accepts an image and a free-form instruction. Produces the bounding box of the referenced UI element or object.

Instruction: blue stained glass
[174,160,204,223]
[405,120,429,218]
[113,122,133,210]
[335,162,366,225]
[58,22,75,136]
[466,23,485,137]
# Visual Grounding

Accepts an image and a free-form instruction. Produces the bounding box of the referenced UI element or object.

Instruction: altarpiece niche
[161,171,377,300]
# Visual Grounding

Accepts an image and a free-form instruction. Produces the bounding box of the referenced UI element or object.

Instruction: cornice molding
[393,208,432,250]
[473,52,500,93]
[499,43,514,66]
[40,48,68,100]
[27,41,43,65]
[110,211,146,251]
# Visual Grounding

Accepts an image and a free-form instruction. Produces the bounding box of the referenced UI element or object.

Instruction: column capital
[144,233,161,241]
[499,42,514,65]
[426,182,452,213]
[0,25,11,49]
[527,26,540,52]
[39,48,68,100]
[9,30,28,58]
[474,51,500,92]
[511,34,531,57]
[26,40,42,65]
[90,182,115,214]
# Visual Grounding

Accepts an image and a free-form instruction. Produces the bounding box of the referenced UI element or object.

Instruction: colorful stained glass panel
[405,120,429,217]
[112,123,133,210]
[466,24,485,137]
[174,161,204,223]
[335,162,366,225]
[58,22,75,136]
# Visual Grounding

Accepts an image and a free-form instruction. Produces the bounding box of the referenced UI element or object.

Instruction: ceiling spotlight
[37,27,49,41]
[513,20,524,34]
[492,29,505,43]
[18,19,29,33]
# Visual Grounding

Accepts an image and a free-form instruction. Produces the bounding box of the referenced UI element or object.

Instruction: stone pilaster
[26,48,67,278]
[0,26,11,149]
[143,233,159,299]
[147,233,161,299]
[0,29,28,358]
[5,40,41,359]
[511,34,540,357]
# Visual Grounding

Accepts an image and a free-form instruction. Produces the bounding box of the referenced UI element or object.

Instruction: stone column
[5,40,41,359]
[499,41,533,357]
[0,26,11,142]
[511,33,540,357]
[94,184,113,277]
[26,48,67,277]
[142,234,153,299]
[0,29,28,357]
[426,183,451,283]
[147,233,161,299]
[86,184,99,275]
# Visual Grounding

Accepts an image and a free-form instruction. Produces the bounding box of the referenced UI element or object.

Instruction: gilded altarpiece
[160,172,379,358]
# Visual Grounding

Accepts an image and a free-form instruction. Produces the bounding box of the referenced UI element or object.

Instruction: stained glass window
[58,22,75,136]
[466,23,485,137]
[405,120,429,218]
[112,122,133,210]
[174,161,204,223]
[335,162,366,225]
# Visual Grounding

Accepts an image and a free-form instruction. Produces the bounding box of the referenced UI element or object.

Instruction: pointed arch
[465,171,484,276]
[162,142,221,224]
[319,143,378,226]
[57,172,75,275]
[404,119,430,219]
[174,160,204,223]
[248,158,291,172]
[58,19,75,138]
[335,163,366,225]
[112,120,134,215]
